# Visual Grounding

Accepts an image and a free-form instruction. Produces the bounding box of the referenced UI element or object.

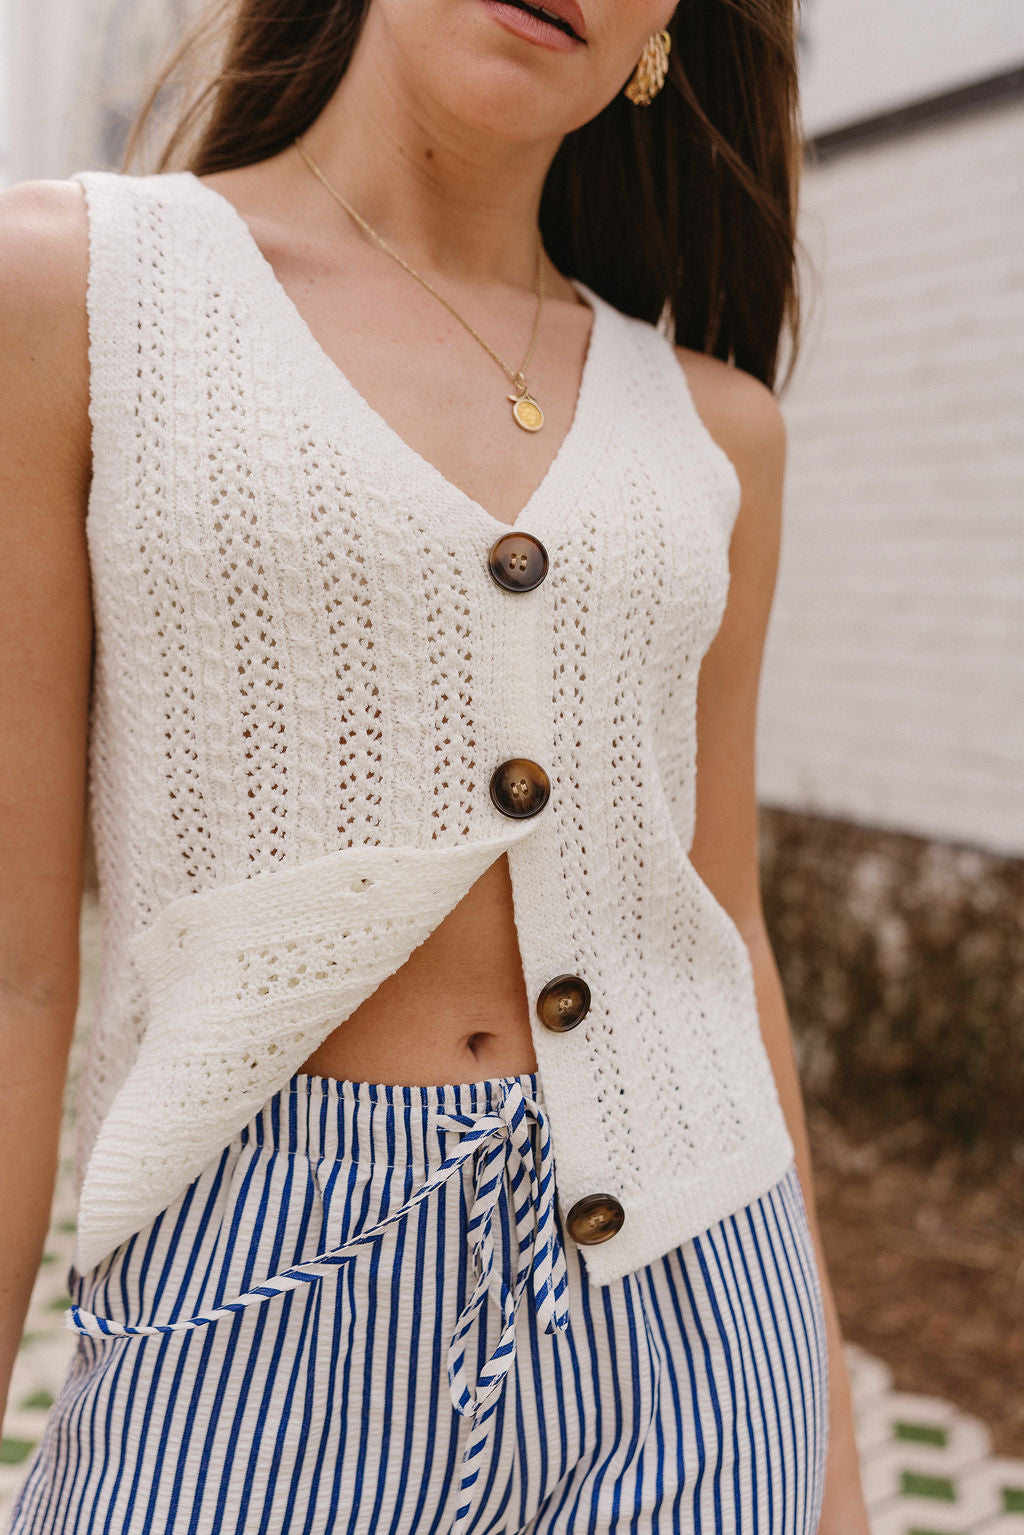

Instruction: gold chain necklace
[292,134,546,433]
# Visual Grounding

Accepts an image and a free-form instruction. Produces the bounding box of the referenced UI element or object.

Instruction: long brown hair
[120,0,806,389]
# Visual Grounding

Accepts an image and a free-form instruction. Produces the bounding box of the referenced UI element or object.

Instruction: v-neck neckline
[177,169,608,537]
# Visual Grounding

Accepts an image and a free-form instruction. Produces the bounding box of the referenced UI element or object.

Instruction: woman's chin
[435,69,583,146]
[411,1,589,142]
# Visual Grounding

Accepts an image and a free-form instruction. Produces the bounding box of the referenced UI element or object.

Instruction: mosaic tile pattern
[3,896,1022,1530]
[846,1343,1024,1534]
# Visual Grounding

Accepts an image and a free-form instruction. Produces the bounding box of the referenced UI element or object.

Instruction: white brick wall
[758,98,1024,857]
[798,0,1024,135]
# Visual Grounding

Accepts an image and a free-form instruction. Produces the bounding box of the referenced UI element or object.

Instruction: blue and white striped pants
[8,1071,830,1534]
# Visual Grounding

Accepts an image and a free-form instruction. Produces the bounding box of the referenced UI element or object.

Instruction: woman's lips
[479,0,587,53]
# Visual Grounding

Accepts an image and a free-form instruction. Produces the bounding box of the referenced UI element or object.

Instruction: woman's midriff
[297,852,539,1085]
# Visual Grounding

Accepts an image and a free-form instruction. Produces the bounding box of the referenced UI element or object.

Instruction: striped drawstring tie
[66,1076,572,1535]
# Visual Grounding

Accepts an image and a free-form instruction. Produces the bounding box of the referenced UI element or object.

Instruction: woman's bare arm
[0,178,93,1417]
[677,349,871,1534]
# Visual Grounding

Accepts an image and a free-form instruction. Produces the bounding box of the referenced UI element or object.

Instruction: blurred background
[1,0,1022,1527]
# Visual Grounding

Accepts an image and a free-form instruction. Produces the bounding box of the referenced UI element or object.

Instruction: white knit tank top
[67,166,795,1284]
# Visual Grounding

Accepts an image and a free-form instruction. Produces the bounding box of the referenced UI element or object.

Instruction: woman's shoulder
[0,177,90,307]
[0,178,91,481]
[672,343,787,491]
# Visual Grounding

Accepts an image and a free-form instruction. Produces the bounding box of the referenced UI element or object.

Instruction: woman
[0,0,869,1530]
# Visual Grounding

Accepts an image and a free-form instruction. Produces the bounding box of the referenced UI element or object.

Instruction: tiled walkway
[844,1343,1024,1535]
[3,895,1022,1532]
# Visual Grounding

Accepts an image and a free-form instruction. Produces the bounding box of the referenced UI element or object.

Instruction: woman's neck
[287,6,564,288]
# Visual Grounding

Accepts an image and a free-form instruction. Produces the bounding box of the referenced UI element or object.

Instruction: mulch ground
[806,1098,1024,1456]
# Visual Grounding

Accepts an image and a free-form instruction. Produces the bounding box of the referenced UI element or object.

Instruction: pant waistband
[241,1068,546,1166]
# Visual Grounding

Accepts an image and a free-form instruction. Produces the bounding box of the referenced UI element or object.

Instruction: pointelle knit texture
[67,166,795,1285]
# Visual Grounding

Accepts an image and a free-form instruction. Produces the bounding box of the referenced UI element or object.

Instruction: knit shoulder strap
[565,279,743,551]
[69,170,198,514]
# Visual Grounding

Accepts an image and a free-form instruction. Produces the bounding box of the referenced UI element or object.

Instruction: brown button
[487,532,550,593]
[489,758,550,819]
[565,1194,625,1246]
[536,974,591,1032]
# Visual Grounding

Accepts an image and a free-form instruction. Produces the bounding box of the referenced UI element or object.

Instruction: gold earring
[623,29,672,106]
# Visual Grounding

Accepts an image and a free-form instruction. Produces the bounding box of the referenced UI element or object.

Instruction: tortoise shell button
[487,531,550,593]
[489,758,551,819]
[536,974,591,1032]
[565,1194,626,1246]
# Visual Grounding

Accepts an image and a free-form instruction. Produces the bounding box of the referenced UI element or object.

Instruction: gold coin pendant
[512,394,544,433]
